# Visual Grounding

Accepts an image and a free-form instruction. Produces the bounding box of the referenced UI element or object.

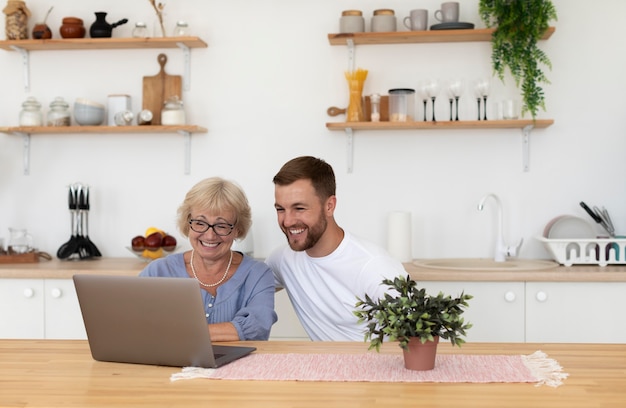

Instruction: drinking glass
[474,78,490,121]
[425,79,440,122]
[447,79,463,121]
[418,81,430,122]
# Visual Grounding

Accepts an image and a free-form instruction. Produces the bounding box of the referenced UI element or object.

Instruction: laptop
[73,274,256,368]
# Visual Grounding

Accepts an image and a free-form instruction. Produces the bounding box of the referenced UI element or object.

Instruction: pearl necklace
[190,249,233,288]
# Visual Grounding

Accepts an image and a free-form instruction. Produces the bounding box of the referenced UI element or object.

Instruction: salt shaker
[370,93,381,122]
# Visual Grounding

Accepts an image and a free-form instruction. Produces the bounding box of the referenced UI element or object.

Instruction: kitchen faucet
[477,193,523,262]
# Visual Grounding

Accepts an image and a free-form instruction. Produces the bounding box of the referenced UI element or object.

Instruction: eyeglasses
[188,219,235,236]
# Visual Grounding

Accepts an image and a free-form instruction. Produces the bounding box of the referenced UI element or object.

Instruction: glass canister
[161,96,186,125]
[3,0,31,40]
[132,21,148,38]
[389,88,415,122]
[172,21,189,36]
[19,96,43,126]
[47,97,71,126]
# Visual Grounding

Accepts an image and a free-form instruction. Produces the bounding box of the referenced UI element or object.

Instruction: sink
[412,258,559,271]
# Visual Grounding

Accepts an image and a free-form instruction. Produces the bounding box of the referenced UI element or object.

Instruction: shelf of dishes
[0,37,207,51]
[0,125,207,176]
[325,119,554,131]
[327,27,555,46]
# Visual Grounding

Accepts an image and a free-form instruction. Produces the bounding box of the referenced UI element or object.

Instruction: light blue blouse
[139,252,277,340]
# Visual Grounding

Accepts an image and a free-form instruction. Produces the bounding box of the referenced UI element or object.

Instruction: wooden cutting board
[142,53,182,125]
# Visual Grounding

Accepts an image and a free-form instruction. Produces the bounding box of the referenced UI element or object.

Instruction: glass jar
[172,20,189,36]
[3,0,30,40]
[161,96,185,125]
[19,96,43,126]
[389,88,415,122]
[47,97,71,126]
[132,21,148,38]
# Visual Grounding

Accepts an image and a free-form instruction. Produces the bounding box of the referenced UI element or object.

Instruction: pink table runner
[171,350,567,387]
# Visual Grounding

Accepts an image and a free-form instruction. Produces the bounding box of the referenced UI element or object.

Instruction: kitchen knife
[579,201,602,223]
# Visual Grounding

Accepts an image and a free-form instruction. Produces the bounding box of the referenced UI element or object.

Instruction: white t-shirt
[266,231,406,341]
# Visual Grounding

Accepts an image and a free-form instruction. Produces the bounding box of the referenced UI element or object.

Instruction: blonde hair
[177,177,252,240]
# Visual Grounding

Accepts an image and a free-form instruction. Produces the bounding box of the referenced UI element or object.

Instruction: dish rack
[537,237,626,267]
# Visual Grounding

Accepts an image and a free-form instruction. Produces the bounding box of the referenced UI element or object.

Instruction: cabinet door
[420,282,525,342]
[526,282,626,343]
[0,279,44,339]
[44,279,87,340]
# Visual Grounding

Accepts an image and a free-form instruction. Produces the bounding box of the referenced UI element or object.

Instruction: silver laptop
[73,274,256,368]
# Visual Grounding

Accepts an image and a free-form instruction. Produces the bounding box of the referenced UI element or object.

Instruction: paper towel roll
[387,211,412,262]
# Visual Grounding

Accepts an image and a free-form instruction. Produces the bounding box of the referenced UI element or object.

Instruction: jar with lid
[339,10,364,33]
[172,21,189,36]
[132,21,148,38]
[3,0,31,40]
[371,8,396,32]
[388,88,415,122]
[19,96,43,126]
[369,93,381,122]
[161,96,185,125]
[47,97,71,126]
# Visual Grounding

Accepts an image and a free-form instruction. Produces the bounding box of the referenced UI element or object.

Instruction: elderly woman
[140,177,277,341]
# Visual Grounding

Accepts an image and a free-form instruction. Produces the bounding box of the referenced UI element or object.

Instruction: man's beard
[283,212,327,252]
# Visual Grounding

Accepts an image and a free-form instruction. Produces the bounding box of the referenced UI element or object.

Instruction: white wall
[1,0,624,262]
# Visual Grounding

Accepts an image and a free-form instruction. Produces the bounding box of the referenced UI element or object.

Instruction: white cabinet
[526,282,626,343]
[0,279,86,339]
[420,281,525,342]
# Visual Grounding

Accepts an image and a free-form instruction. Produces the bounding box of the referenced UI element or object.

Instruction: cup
[403,9,428,31]
[502,99,520,119]
[371,9,397,32]
[339,10,365,33]
[8,228,33,254]
[434,2,460,23]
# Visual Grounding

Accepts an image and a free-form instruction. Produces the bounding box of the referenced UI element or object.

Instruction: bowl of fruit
[128,227,178,261]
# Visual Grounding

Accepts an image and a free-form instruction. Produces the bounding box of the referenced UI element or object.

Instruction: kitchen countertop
[0,339,624,407]
[1,257,626,282]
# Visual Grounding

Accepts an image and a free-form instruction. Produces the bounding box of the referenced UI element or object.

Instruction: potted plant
[479,0,558,119]
[354,275,472,370]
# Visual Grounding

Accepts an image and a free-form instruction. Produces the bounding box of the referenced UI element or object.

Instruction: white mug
[435,2,460,23]
[403,9,428,31]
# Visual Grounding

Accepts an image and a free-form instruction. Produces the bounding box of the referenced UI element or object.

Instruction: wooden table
[0,340,624,407]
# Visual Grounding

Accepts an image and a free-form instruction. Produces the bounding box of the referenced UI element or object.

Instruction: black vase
[89,12,128,38]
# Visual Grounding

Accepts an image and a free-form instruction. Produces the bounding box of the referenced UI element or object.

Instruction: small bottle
[132,21,148,38]
[47,97,71,126]
[172,21,189,36]
[19,96,43,126]
[137,109,153,125]
[114,110,134,126]
[370,93,381,122]
[161,96,186,125]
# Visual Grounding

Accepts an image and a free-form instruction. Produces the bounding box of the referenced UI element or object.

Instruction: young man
[266,156,406,341]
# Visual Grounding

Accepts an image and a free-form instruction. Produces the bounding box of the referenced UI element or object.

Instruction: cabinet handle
[23,288,35,298]
[50,288,62,298]
[504,291,516,302]
[535,291,548,302]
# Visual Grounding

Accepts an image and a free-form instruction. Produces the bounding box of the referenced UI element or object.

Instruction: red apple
[144,232,163,251]
[131,235,145,252]
[161,234,177,252]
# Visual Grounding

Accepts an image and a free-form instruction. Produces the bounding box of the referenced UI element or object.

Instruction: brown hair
[176,177,252,239]
[273,156,336,200]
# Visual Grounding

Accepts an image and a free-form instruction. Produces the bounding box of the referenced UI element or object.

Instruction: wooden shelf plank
[0,125,208,134]
[325,119,554,131]
[328,26,555,46]
[0,37,207,51]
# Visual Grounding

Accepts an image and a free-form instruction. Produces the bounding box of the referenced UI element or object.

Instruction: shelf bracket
[345,127,354,173]
[178,130,192,175]
[346,39,355,72]
[522,124,533,172]
[10,45,30,92]
[15,132,31,175]
[176,42,191,91]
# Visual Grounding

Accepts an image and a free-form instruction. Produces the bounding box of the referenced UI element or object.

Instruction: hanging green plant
[479,0,557,119]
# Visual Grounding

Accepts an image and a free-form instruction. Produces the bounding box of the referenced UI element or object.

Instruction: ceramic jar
[371,9,397,32]
[60,17,86,38]
[339,10,364,33]
[47,97,71,126]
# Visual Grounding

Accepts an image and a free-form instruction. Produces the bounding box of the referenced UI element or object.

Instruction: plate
[542,215,596,239]
[430,22,475,30]
[126,246,178,262]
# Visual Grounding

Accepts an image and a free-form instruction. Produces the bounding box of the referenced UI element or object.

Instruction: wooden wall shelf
[326,119,554,131]
[0,37,207,51]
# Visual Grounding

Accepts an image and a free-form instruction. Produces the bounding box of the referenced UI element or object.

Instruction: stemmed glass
[474,78,490,121]
[447,79,463,121]
[418,82,430,122]
[425,79,440,122]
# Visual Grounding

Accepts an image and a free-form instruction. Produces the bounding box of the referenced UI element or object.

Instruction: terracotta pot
[60,17,86,39]
[402,336,439,371]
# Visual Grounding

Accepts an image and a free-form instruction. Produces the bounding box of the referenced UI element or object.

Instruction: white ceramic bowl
[74,98,105,126]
